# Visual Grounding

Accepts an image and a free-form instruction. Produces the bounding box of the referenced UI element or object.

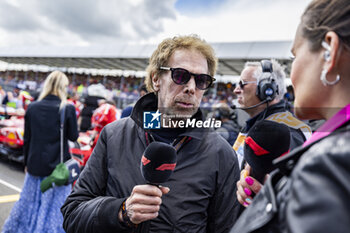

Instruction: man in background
[233,59,312,207]
[214,103,240,146]
[121,84,148,118]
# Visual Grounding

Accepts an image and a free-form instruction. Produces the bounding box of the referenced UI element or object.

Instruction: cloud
[145,0,312,44]
[38,0,123,38]
[0,0,177,46]
[0,1,43,32]
[127,0,177,39]
[0,0,312,47]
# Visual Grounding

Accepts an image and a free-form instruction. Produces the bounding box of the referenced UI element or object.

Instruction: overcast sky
[0,0,312,47]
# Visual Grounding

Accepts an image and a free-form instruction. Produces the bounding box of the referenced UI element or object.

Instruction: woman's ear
[152,73,160,92]
[324,31,340,73]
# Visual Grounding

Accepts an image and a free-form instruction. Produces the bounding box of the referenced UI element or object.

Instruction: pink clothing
[303,104,350,146]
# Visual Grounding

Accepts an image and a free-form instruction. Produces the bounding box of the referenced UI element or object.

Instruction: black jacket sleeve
[207,137,241,232]
[61,127,130,233]
[286,136,350,233]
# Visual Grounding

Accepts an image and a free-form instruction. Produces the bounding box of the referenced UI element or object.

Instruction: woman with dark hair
[3,71,79,233]
[232,0,350,232]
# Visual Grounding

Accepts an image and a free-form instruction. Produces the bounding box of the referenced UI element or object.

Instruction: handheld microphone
[140,141,177,185]
[244,120,290,183]
[230,99,268,110]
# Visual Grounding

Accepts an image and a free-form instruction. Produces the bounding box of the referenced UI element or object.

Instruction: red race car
[0,106,25,163]
[0,102,120,170]
[70,103,121,167]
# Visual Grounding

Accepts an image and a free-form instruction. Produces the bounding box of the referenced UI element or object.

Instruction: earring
[320,69,340,86]
[321,41,331,51]
[324,50,331,61]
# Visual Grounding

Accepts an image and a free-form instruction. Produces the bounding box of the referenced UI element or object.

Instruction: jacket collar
[245,100,287,131]
[274,118,350,176]
[131,92,207,140]
[303,104,350,146]
[43,94,61,102]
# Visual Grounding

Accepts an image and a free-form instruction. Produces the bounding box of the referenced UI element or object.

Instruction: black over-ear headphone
[256,60,279,102]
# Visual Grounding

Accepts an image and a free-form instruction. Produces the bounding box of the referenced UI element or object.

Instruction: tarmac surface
[0,156,24,229]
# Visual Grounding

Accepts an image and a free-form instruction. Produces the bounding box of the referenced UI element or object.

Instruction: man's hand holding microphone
[118,142,176,227]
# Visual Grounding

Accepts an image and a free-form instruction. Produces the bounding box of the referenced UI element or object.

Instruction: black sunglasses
[160,67,215,90]
[238,80,257,89]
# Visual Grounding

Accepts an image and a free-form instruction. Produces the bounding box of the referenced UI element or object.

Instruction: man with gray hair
[233,59,312,207]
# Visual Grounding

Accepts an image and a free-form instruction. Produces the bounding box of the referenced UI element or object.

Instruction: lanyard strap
[144,131,191,152]
[173,136,189,151]
[60,105,66,163]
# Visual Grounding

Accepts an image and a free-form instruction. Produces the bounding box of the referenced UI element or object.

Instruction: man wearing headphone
[233,59,312,208]
[232,59,312,170]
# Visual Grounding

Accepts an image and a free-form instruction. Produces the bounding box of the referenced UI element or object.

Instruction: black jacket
[61,93,241,233]
[233,101,312,168]
[230,123,350,233]
[243,101,310,149]
[24,95,79,176]
[80,95,104,131]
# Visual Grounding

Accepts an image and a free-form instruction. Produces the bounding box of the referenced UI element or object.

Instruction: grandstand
[0,41,294,84]
[0,41,294,111]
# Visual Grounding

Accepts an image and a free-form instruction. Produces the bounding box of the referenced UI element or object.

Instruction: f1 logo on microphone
[141,155,151,165]
[143,110,161,129]
[156,163,176,171]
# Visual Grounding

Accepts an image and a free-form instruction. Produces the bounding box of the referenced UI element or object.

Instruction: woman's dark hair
[301,0,350,51]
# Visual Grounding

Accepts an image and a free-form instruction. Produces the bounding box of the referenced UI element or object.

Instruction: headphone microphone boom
[230,100,268,110]
[140,141,177,185]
